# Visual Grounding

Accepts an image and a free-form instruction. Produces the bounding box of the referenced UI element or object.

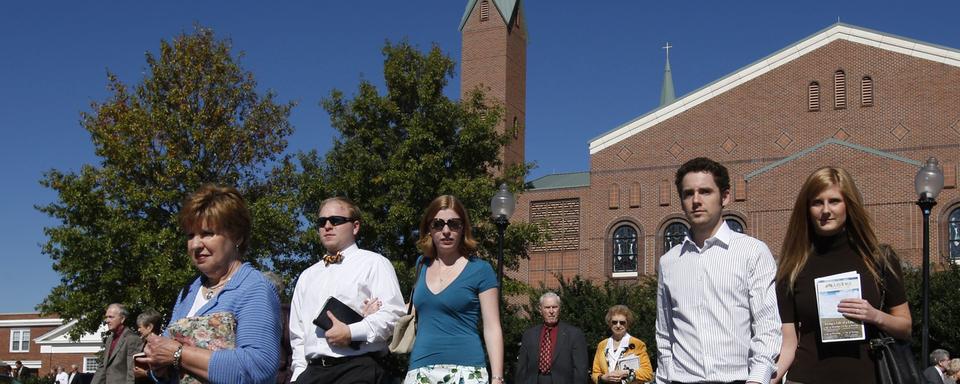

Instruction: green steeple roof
[459,0,520,31]
[659,43,676,106]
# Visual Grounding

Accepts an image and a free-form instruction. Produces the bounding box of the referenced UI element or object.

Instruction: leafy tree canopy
[37,26,298,336]
[292,40,545,290]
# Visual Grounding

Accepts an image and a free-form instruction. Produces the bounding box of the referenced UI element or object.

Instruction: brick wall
[513,38,960,286]
[461,0,526,169]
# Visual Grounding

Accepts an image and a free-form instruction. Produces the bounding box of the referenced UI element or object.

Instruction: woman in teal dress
[404,195,504,384]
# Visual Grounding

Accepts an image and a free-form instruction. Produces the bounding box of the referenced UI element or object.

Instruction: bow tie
[323,251,343,266]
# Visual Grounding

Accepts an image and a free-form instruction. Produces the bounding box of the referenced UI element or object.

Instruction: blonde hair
[604,305,634,327]
[777,167,890,292]
[416,195,478,258]
[179,184,251,257]
[946,358,960,376]
[319,196,361,220]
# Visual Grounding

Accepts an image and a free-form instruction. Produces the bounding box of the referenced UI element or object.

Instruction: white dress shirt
[289,243,405,381]
[655,222,781,384]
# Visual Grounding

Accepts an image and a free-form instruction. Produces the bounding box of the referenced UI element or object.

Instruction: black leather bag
[869,255,921,384]
[870,334,921,384]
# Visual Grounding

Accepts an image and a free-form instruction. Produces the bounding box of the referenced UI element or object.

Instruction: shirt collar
[681,221,732,253]
[340,243,359,257]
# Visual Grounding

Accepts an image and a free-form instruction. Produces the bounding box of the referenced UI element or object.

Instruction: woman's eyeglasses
[610,320,627,326]
[318,216,356,227]
[431,218,464,231]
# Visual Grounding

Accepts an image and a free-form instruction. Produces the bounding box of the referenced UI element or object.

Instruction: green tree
[302,39,545,277]
[903,262,960,359]
[37,26,298,336]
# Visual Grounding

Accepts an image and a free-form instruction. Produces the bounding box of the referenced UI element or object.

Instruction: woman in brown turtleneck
[771,167,912,384]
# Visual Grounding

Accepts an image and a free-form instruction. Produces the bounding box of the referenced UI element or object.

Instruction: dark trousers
[294,355,384,384]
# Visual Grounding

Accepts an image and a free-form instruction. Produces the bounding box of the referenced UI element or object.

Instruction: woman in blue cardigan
[143,185,281,384]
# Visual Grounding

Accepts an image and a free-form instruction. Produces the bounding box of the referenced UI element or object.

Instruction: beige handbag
[388,308,416,353]
[389,259,422,354]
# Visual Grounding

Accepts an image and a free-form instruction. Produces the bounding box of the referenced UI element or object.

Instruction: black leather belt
[307,354,367,367]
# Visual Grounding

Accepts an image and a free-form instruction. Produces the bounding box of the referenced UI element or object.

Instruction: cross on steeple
[663,42,673,61]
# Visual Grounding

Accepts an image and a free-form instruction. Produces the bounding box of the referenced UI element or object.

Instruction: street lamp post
[914,157,944,362]
[490,183,516,301]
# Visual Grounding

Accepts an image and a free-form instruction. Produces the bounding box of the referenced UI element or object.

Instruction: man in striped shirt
[655,157,781,384]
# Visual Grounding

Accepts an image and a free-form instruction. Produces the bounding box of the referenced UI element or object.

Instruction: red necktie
[538,325,554,374]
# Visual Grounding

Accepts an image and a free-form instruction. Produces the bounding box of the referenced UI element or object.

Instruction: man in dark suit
[925,349,951,384]
[68,364,82,384]
[12,361,30,380]
[91,303,143,384]
[515,292,588,384]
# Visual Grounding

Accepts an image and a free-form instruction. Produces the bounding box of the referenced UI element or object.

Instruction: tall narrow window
[629,182,641,208]
[808,82,820,111]
[612,225,638,273]
[663,222,689,254]
[861,76,874,106]
[948,207,960,261]
[834,70,846,109]
[480,0,490,21]
[609,184,620,209]
[10,329,30,352]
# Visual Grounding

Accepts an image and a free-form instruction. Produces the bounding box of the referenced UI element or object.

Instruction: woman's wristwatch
[491,375,504,383]
[172,344,184,370]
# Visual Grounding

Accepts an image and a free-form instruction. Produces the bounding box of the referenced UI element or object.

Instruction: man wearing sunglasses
[289,197,405,384]
[515,291,589,383]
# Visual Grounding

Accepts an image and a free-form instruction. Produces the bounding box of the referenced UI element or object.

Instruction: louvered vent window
[861,76,874,106]
[834,70,846,109]
[480,0,489,21]
[808,82,820,111]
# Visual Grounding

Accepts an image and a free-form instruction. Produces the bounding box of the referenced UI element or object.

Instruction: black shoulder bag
[869,259,922,384]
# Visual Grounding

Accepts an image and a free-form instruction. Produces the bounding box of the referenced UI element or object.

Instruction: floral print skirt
[403,364,489,384]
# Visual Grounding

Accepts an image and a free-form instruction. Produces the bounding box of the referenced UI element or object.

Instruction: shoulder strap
[406,257,424,315]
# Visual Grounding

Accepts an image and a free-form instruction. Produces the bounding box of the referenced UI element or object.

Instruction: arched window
[612,225,638,273]
[948,207,960,261]
[808,82,820,111]
[725,217,745,233]
[861,76,874,106]
[663,222,689,254]
[480,0,490,21]
[834,70,846,109]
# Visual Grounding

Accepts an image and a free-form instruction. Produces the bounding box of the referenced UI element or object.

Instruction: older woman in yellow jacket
[591,305,652,384]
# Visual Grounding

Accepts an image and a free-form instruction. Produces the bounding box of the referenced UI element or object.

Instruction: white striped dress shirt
[655,222,781,384]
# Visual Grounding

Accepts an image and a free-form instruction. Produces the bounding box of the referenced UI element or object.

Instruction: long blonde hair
[777,167,891,292]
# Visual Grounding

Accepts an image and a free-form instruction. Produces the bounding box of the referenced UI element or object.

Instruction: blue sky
[2,1,958,313]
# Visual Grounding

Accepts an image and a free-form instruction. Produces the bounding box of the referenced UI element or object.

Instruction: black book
[312,296,364,330]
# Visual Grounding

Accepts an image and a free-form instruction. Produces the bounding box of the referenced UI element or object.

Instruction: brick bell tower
[459,0,526,172]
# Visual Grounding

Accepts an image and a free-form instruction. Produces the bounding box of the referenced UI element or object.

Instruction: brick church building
[459,2,960,287]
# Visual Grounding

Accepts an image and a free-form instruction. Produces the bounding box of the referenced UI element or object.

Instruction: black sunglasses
[610,320,627,326]
[318,215,356,227]
[430,218,463,231]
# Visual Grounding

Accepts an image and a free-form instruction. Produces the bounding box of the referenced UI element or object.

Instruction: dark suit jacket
[515,321,588,384]
[91,327,142,384]
[924,366,946,384]
[68,371,82,384]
